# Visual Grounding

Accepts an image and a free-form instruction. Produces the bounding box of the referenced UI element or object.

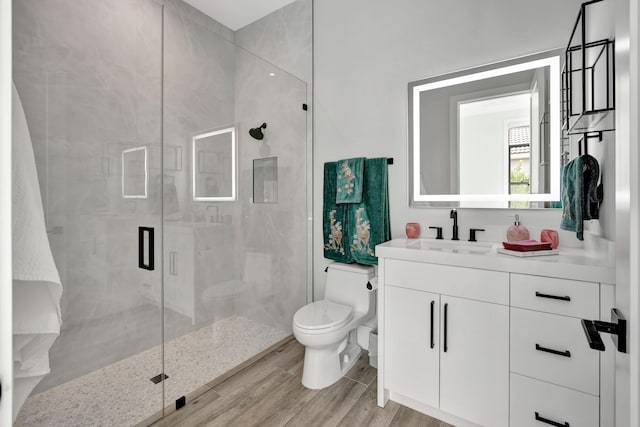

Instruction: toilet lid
[294,300,353,331]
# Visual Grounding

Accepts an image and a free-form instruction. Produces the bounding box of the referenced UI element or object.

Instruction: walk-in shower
[12,0,309,424]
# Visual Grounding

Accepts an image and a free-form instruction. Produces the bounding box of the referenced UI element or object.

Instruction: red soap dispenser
[507,214,530,242]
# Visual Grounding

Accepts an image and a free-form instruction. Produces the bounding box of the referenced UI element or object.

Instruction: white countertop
[376,238,615,284]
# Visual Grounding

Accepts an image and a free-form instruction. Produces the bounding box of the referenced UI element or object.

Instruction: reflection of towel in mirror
[560,154,602,241]
[336,157,364,204]
[12,82,63,420]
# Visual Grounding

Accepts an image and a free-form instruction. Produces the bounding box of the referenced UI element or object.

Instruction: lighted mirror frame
[192,126,237,202]
[410,52,561,205]
[121,146,148,199]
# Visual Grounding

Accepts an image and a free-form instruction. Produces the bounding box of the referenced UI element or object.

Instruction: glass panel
[162,7,308,410]
[12,0,164,425]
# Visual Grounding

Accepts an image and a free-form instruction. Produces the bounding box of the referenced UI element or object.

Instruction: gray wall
[313,0,615,298]
[235,0,312,84]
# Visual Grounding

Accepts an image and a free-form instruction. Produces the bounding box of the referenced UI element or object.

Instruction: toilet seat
[294,300,353,331]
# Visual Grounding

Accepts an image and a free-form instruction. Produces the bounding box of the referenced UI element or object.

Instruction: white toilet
[293,262,376,389]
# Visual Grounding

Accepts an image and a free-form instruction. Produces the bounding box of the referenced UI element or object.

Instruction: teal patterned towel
[323,162,353,263]
[336,157,364,204]
[348,158,391,265]
[560,154,601,241]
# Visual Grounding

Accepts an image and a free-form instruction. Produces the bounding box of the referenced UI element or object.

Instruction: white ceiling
[183,0,298,31]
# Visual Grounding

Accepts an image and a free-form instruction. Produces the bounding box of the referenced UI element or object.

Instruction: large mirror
[409,50,561,208]
[192,126,236,201]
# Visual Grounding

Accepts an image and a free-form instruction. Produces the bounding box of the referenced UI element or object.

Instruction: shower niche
[253,157,278,203]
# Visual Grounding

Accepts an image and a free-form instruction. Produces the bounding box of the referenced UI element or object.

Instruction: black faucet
[450,209,459,240]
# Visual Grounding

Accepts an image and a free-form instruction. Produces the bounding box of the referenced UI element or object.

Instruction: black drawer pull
[535,411,569,427]
[430,300,435,349]
[535,344,571,358]
[535,292,571,301]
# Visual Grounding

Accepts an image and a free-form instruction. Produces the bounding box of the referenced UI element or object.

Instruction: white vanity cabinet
[376,239,615,427]
[382,259,510,427]
[439,295,508,426]
[385,286,440,407]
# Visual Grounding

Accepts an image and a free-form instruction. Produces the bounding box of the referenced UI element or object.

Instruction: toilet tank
[325,262,375,314]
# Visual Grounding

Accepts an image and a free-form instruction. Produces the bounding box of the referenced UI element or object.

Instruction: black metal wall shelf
[562,0,615,135]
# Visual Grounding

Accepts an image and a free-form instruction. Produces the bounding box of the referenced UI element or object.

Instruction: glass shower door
[12,0,166,425]
[160,5,308,412]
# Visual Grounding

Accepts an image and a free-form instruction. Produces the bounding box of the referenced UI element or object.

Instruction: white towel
[12,82,63,420]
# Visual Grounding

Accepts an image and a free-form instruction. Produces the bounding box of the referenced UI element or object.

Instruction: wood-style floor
[150,337,452,427]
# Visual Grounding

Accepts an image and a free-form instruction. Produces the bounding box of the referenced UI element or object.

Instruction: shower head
[249,123,267,140]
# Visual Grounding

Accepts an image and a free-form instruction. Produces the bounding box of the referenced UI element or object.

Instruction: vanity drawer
[511,308,599,395]
[510,373,599,427]
[510,273,599,319]
[384,259,508,305]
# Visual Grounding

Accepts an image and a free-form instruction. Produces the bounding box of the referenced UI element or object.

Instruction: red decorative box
[502,240,553,252]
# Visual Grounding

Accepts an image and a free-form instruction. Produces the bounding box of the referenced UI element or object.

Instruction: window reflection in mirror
[122,146,148,199]
[192,126,236,201]
[409,51,561,208]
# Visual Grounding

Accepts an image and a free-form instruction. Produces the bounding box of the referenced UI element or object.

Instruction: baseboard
[389,391,481,427]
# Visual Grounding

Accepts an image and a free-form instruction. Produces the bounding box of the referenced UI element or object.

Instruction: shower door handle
[138,227,155,271]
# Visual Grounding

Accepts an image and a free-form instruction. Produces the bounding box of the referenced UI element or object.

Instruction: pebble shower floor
[14,316,289,427]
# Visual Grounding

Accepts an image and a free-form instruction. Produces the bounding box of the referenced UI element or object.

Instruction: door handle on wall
[581,308,627,353]
[138,227,154,271]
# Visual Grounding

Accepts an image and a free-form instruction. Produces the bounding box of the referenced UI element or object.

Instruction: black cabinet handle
[535,411,569,427]
[535,344,571,358]
[443,303,448,352]
[138,227,155,271]
[535,292,571,301]
[430,301,435,349]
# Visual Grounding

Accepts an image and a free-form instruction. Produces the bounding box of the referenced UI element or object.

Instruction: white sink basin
[406,239,494,255]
